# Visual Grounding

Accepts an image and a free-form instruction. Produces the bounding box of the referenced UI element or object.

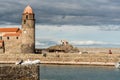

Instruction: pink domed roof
[23,5,34,14]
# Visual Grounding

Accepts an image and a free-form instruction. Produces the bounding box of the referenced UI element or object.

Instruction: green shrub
[43,53,47,57]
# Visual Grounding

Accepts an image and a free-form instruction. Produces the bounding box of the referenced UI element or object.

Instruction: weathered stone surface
[0,65,39,80]
[3,36,21,53]
[21,44,35,53]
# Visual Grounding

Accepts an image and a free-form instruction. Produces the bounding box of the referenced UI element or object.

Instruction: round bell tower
[21,5,35,53]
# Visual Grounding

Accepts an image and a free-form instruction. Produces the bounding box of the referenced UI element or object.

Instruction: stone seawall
[0,65,39,80]
[79,48,120,54]
[0,53,120,66]
[0,48,120,66]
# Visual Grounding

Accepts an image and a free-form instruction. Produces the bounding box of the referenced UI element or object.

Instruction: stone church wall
[3,36,21,53]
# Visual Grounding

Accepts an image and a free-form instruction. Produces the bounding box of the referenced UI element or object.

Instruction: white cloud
[99,25,120,31]
[36,25,99,32]
[36,41,45,46]
[36,24,120,32]
[70,40,108,45]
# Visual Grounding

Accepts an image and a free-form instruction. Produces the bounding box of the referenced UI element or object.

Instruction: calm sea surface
[40,64,120,80]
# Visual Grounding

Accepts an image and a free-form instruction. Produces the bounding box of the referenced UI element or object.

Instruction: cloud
[36,24,120,32]
[1,0,120,25]
[36,25,98,31]
[70,40,108,45]
[36,38,60,48]
[99,25,120,31]
[37,0,120,25]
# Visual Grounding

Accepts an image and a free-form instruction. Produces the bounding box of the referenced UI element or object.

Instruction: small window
[24,20,26,24]
[7,37,9,40]
[26,15,28,19]
[16,37,19,39]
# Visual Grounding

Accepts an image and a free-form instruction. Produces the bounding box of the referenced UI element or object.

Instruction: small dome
[23,5,34,14]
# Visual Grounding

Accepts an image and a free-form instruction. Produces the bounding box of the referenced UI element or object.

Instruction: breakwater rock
[0,65,39,80]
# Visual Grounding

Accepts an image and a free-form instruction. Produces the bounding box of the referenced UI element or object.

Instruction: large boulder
[47,44,79,53]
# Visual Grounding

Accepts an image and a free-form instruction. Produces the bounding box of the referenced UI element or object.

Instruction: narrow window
[24,20,26,24]
[26,15,28,19]
[7,37,9,40]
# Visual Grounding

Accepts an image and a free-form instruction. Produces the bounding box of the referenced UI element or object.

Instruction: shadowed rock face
[47,44,79,53]
[0,65,39,80]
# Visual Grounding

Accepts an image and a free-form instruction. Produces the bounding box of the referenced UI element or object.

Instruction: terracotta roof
[3,33,21,37]
[1,28,22,37]
[23,5,33,14]
[0,28,20,32]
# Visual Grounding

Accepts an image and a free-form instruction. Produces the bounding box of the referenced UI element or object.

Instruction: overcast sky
[1,0,120,25]
[1,0,120,47]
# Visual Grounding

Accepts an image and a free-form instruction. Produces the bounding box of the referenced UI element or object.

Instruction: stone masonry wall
[79,48,120,54]
[21,28,35,53]
[0,65,39,80]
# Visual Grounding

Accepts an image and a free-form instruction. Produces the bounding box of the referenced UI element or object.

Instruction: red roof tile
[3,28,22,37]
[0,27,22,37]
[0,28,20,32]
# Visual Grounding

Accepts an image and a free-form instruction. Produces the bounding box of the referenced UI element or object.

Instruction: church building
[0,5,35,53]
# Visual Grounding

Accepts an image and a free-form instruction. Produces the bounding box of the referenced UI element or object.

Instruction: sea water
[40,64,120,80]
